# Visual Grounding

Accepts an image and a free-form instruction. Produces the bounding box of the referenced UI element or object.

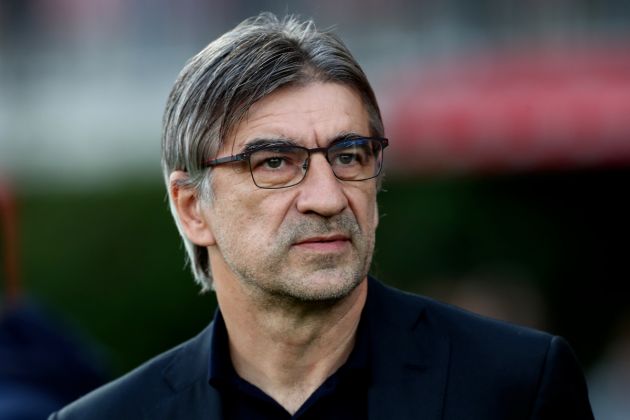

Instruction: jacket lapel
[367,279,451,420]
[145,322,223,419]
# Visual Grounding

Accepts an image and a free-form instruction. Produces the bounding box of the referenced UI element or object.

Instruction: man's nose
[295,154,348,217]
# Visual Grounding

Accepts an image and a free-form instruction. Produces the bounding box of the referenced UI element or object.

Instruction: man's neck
[214,276,368,414]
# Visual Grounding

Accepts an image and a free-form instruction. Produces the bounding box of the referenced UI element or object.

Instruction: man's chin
[269,270,366,304]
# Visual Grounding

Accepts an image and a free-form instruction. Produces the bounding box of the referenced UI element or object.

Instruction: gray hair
[161,12,384,292]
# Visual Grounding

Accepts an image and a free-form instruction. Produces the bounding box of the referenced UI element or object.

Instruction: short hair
[161,12,384,291]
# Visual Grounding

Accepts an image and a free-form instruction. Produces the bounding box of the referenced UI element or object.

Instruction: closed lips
[295,235,349,244]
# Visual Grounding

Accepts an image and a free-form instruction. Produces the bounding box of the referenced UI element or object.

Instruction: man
[50,13,594,419]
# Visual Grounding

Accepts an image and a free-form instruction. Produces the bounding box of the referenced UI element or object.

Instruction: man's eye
[335,153,359,165]
[264,157,285,169]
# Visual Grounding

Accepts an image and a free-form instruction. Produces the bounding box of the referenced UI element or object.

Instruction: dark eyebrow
[329,132,367,146]
[240,132,368,153]
[241,138,299,153]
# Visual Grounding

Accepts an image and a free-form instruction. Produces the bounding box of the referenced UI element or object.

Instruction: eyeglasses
[203,137,388,189]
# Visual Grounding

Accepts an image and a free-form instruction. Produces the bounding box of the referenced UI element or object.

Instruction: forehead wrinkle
[232,114,369,152]
[226,83,371,153]
[227,113,294,152]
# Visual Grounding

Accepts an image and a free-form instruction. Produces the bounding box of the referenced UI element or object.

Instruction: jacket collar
[145,323,223,419]
[366,277,450,420]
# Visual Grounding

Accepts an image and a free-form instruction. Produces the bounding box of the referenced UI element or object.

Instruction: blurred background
[1,0,629,418]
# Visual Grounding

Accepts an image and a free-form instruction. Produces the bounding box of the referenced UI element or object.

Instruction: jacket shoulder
[49,324,212,420]
[372,278,552,350]
[370,278,593,419]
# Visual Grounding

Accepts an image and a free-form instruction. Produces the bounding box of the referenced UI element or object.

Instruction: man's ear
[169,171,216,246]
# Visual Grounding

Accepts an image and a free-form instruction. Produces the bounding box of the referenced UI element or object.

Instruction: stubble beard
[216,212,374,306]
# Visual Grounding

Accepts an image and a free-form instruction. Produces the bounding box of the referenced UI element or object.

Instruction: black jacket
[49,278,594,419]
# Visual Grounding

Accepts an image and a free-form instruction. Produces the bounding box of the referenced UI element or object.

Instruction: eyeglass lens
[248,138,384,189]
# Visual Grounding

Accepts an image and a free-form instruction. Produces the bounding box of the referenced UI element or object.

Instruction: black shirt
[207,304,370,419]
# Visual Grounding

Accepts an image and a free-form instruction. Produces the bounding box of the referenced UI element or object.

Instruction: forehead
[225,82,371,152]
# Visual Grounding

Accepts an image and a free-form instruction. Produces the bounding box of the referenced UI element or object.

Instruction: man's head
[162,13,384,293]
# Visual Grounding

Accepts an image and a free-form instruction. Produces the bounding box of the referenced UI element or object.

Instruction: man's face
[203,82,379,302]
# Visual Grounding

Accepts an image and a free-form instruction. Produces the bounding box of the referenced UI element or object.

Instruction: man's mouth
[293,234,350,252]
